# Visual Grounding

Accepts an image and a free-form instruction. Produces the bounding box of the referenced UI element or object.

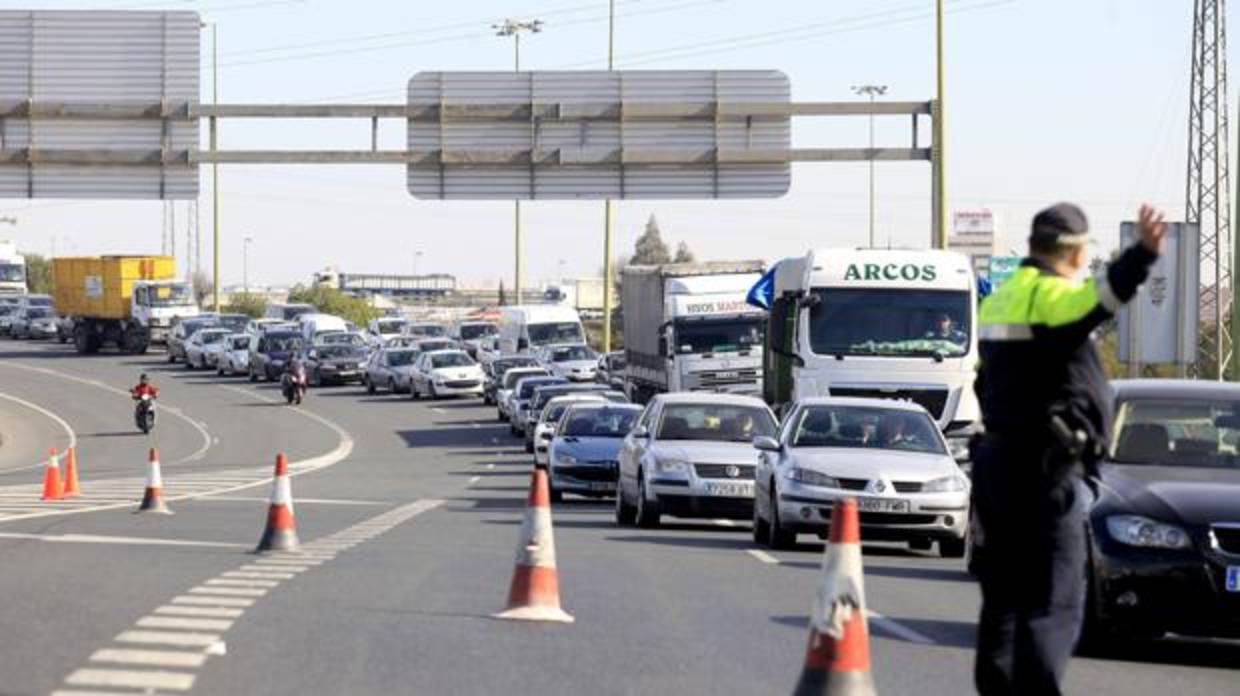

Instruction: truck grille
[828,387,949,420]
[695,368,760,389]
[1212,525,1240,555]
[694,463,756,480]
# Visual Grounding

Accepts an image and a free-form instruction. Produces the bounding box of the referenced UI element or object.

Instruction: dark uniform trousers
[972,436,1086,695]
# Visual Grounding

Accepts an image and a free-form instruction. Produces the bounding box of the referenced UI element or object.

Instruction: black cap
[1030,203,1089,247]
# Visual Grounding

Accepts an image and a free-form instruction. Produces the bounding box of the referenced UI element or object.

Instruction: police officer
[971,202,1166,694]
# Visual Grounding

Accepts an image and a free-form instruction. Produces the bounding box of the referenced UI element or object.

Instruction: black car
[167,317,219,364]
[484,356,541,405]
[302,344,368,386]
[249,331,304,382]
[1082,379,1240,645]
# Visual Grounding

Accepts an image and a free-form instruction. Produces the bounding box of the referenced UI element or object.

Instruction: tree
[22,253,52,294]
[630,214,671,265]
[286,284,380,327]
[224,292,268,318]
[673,241,696,264]
[191,270,214,308]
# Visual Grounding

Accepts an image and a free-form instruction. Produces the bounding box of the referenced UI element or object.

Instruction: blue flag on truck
[746,263,778,310]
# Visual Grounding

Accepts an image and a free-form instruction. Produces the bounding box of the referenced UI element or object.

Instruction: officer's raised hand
[1137,204,1168,255]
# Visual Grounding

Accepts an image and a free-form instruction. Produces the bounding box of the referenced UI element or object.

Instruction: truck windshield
[674,317,764,354]
[145,284,194,307]
[808,288,971,358]
[0,264,24,282]
[529,322,583,346]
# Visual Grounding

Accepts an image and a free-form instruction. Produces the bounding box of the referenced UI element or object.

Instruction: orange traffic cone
[135,448,172,514]
[494,468,574,623]
[62,447,81,498]
[255,453,299,553]
[41,448,64,501]
[793,498,877,696]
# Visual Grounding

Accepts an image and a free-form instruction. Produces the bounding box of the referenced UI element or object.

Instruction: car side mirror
[632,425,649,439]
[753,436,782,452]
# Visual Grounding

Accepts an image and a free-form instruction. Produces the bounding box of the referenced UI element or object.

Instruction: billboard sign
[1116,222,1199,366]
[407,70,790,200]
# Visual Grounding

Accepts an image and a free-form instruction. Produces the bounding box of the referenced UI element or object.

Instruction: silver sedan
[752,397,969,555]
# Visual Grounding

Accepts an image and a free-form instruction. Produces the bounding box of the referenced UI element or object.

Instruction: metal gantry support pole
[602,0,617,354]
[932,0,948,250]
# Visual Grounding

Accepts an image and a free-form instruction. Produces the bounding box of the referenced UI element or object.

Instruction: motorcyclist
[130,373,159,400]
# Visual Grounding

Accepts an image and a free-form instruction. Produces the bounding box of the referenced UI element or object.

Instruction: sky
[0,0,1208,288]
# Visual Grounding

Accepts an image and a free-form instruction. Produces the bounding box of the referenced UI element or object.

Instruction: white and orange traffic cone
[62,447,81,498]
[494,468,574,623]
[41,448,64,501]
[135,447,172,514]
[793,497,877,696]
[255,453,299,553]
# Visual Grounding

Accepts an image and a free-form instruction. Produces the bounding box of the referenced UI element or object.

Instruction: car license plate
[857,497,910,514]
[588,482,615,492]
[1227,566,1240,593]
[705,481,753,497]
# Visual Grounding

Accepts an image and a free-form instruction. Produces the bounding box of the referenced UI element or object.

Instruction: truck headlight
[785,468,838,488]
[655,459,689,475]
[923,474,969,493]
[1105,515,1191,550]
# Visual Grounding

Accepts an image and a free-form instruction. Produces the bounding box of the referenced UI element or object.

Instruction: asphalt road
[0,339,1236,696]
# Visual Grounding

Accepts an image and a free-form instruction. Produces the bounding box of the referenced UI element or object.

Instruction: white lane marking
[431,407,446,413]
[746,549,781,565]
[65,668,195,691]
[0,391,78,474]
[90,648,208,668]
[0,362,213,467]
[486,463,496,470]
[205,578,280,588]
[154,605,245,618]
[0,532,247,549]
[713,518,736,527]
[245,562,312,572]
[170,596,254,608]
[866,610,937,646]
[188,586,268,597]
[468,476,481,485]
[252,559,320,568]
[115,631,221,647]
[222,570,295,580]
[136,616,234,632]
[190,495,388,506]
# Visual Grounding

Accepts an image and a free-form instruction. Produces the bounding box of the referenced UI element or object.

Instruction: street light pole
[852,84,887,248]
[932,0,948,249]
[602,0,617,353]
[243,236,252,294]
[494,18,544,307]
[207,21,221,311]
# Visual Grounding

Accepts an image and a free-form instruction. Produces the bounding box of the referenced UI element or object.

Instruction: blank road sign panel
[0,10,200,199]
[407,70,791,200]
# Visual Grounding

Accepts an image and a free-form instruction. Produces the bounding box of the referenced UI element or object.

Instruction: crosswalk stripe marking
[170,595,255,607]
[155,605,244,618]
[205,578,280,588]
[188,586,268,597]
[65,668,196,691]
[115,630,220,647]
[90,648,208,668]
[136,616,235,631]
[222,570,295,580]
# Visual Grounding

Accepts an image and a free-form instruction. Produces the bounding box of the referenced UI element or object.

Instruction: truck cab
[763,249,980,459]
[132,280,198,344]
[0,240,26,295]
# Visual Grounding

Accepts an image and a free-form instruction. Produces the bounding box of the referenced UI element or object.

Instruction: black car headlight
[1105,514,1192,550]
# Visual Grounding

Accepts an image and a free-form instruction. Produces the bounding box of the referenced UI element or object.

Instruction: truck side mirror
[657,336,668,357]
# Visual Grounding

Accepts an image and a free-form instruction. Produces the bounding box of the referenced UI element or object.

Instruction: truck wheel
[73,325,90,354]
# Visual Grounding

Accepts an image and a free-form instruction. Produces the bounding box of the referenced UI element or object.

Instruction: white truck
[763,248,980,459]
[621,261,766,403]
[0,240,26,295]
[543,278,606,318]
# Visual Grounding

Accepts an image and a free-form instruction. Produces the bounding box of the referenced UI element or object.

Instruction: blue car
[547,403,643,502]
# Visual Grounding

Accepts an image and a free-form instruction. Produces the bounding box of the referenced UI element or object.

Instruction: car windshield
[200,331,228,344]
[319,345,364,359]
[229,337,250,350]
[0,264,25,282]
[504,369,548,390]
[27,296,52,307]
[551,345,592,361]
[26,308,51,319]
[182,320,216,336]
[518,378,565,400]
[376,320,405,334]
[789,405,946,454]
[386,350,415,367]
[657,403,776,442]
[495,358,539,376]
[535,388,605,411]
[529,321,583,346]
[430,353,473,369]
[218,315,249,332]
[673,316,764,354]
[145,283,194,307]
[542,402,580,423]
[808,288,971,358]
[460,323,497,340]
[409,325,446,337]
[322,333,366,347]
[1111,398,1240,468]
[265,334,302,352]
[564,407,641,437]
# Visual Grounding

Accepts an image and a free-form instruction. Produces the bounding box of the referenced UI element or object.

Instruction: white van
[264,303,317,322]
[298,313,349,344]
[498,305,586,355]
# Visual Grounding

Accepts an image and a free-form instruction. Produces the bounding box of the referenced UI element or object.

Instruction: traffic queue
[3,244,1239,649]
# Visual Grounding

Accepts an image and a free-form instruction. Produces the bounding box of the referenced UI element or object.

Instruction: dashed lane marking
[746,549,780,564]
[468,476,481,485]
[56,498,445,694]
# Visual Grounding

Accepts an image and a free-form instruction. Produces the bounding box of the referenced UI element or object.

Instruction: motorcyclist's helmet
[139,373,150,385]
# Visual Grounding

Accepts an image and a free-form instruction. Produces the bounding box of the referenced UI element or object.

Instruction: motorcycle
[134,393,156,434]
[281,364,308,405]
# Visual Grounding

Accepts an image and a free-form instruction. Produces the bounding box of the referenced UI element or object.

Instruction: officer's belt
[978,324,1032,341]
